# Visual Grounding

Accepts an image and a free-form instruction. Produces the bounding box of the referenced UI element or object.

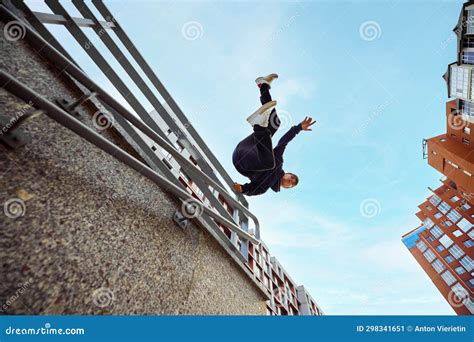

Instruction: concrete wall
[0,20,267,315]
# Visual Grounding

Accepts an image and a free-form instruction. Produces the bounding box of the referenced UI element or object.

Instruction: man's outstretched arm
[274,116,316,156]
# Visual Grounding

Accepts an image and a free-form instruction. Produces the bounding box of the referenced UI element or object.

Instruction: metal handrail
[0,4,261,242]
[0,70,259,245]
[90,0,249,208]
[0,5,260,243]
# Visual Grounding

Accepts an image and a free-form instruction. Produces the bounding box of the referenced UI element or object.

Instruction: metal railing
[0,2,261,246]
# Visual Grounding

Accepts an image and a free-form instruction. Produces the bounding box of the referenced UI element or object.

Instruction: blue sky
[27,0,467,314]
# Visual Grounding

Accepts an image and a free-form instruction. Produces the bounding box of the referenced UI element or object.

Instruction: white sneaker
[246,100,277,127]
[255,73,278,87]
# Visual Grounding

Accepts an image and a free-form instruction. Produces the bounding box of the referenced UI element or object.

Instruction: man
[232,73,316,196]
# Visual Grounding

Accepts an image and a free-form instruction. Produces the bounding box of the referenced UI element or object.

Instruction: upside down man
[232,73,316,196]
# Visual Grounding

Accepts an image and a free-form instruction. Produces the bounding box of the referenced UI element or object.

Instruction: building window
[431,226,443,238]
[423,218,435,229]
[443,220,453,228]
[441,270,456,286]
[463,36,474,48]
[463,138,470,145]
[436,244,446,252]
[450,65,470,98]
[449,244,465,259]
[462,202,471,211]
[434,212,443,219]
[423,249,436,263]
[451,283,469,301]
[460,100,474,120]
[453,230,464,237]
[446,159,459,168]
[173,140,184,152]
[451,196,460,203]
[455,266,467,275]
[447,209,462,223]
[438,201,452,214]
[467,9,474,34]
[457,218,474,232]
[464,239,474,248]
[460,255,474,271]
[464,126,472,134]
[469,230,474,240]
[461,51,474,65]
[416,241,427,253]
[440,235,454,248]
[445,255,455,263]
[254,266,261,279]
[466,298,474,314]
[427,236,436,243]
[429,195,442,207]
[431,259,445,273]
[162,158,173,169]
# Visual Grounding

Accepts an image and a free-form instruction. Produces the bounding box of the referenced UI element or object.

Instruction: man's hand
[233,183,243,193]
[300,116,316,131]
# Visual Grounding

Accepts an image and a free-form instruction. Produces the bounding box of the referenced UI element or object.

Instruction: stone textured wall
[0,20,267,315]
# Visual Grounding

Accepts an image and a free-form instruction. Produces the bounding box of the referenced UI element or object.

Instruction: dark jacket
[241,124,302,196]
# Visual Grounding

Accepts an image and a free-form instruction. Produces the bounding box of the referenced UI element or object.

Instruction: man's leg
[259,83,280,137]
[252,125,275,171]
[233,126,275,172]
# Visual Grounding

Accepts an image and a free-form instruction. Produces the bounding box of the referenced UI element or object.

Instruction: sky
[25,0,467,315]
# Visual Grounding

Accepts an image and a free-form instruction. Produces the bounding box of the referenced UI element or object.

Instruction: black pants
[232,84,281,174]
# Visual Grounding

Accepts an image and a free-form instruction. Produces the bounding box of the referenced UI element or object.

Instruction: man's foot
[246,100,277,127]
[255,73,278,87]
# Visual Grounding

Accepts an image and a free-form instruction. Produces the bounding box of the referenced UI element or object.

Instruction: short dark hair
[288,172,299,186]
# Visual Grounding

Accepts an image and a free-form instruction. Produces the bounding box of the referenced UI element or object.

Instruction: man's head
[281,172,299,189]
